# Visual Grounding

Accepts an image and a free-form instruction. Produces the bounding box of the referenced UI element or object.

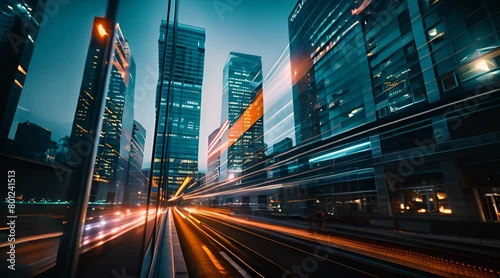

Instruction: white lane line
[219,251,252,278]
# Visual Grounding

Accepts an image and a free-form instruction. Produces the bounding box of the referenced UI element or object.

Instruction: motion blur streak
[185,206,498,278]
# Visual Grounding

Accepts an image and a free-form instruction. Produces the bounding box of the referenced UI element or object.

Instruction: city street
[173,207,435,277]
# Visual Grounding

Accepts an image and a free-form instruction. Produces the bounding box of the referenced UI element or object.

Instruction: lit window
[14,79,23,88]
[18,65,27,75]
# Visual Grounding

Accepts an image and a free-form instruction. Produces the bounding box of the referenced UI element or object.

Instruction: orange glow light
[97,24,108,38]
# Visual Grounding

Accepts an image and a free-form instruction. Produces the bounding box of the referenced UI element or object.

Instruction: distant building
[124,121,146,204]
[14,121,53,160]
[153,21,206,196]
[219,52,264,181]
[0,1,46,142]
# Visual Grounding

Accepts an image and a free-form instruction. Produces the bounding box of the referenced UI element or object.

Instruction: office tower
[69,17,114,152]
[93,26,135,203]
[288,0,375,146]
[14,121,53,160]
[286,0,500,227]
[0,1,46,142]
[219,52,264,180]
[69,20,135,203]
[124,120,146,204]
[154,21,206,195]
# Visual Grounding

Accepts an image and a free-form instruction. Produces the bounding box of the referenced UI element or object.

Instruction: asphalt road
[173,207,431,278]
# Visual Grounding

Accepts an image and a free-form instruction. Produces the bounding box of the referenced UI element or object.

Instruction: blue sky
[11,0,297,171]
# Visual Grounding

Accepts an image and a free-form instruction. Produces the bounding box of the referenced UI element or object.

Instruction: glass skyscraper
[289,0,376,146]
[219,52,264,180]
[287,0,500,227]
[154,21,206,195]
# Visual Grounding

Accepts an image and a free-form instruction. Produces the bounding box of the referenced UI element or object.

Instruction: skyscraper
[93,26,135,203]
[69,17,114,153]
[287,0,500,226]
[0,1,46,142]
[69,20,135,203]
[154,21,206,195]
[219,52,264,180]
[288,0,375,146]
[124,120,146,204]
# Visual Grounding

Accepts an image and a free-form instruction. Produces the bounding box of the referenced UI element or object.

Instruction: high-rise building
[69,17,114,152]
[14,121,53,160]
[69,20,135,203]
[93,26,135,203]
[124,120,146,204]
[153,21,206,195]
[288,0,375,146]
[0,1,46,142]
[286,0,500,227]
[219,52,264,180]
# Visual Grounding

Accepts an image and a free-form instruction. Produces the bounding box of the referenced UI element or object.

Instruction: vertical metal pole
[139,0,178,275]
[54,1,119,277]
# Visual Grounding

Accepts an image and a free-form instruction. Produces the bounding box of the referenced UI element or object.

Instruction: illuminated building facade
[69,17,114,152]
[219,52,264,180]
[0,0,46,143]
[154,21,205,195]
[287,0,500,228]
[69,19,135,203]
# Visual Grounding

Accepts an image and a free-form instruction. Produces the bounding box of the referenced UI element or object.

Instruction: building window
[459,45,500,81]
[427,24,446,47]
[440,72,459,92]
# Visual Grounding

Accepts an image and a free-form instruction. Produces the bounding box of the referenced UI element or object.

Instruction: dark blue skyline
[10,0,297,170]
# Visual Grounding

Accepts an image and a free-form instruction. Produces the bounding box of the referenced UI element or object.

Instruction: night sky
[10,0,297,171]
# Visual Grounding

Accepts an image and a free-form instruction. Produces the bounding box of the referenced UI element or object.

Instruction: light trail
[186,207,500,278]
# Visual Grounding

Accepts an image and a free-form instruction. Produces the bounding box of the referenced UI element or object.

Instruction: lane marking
[175,209,265,278]
[192,210,379,277]
[201,244,227,275]
[220,251,252,278]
